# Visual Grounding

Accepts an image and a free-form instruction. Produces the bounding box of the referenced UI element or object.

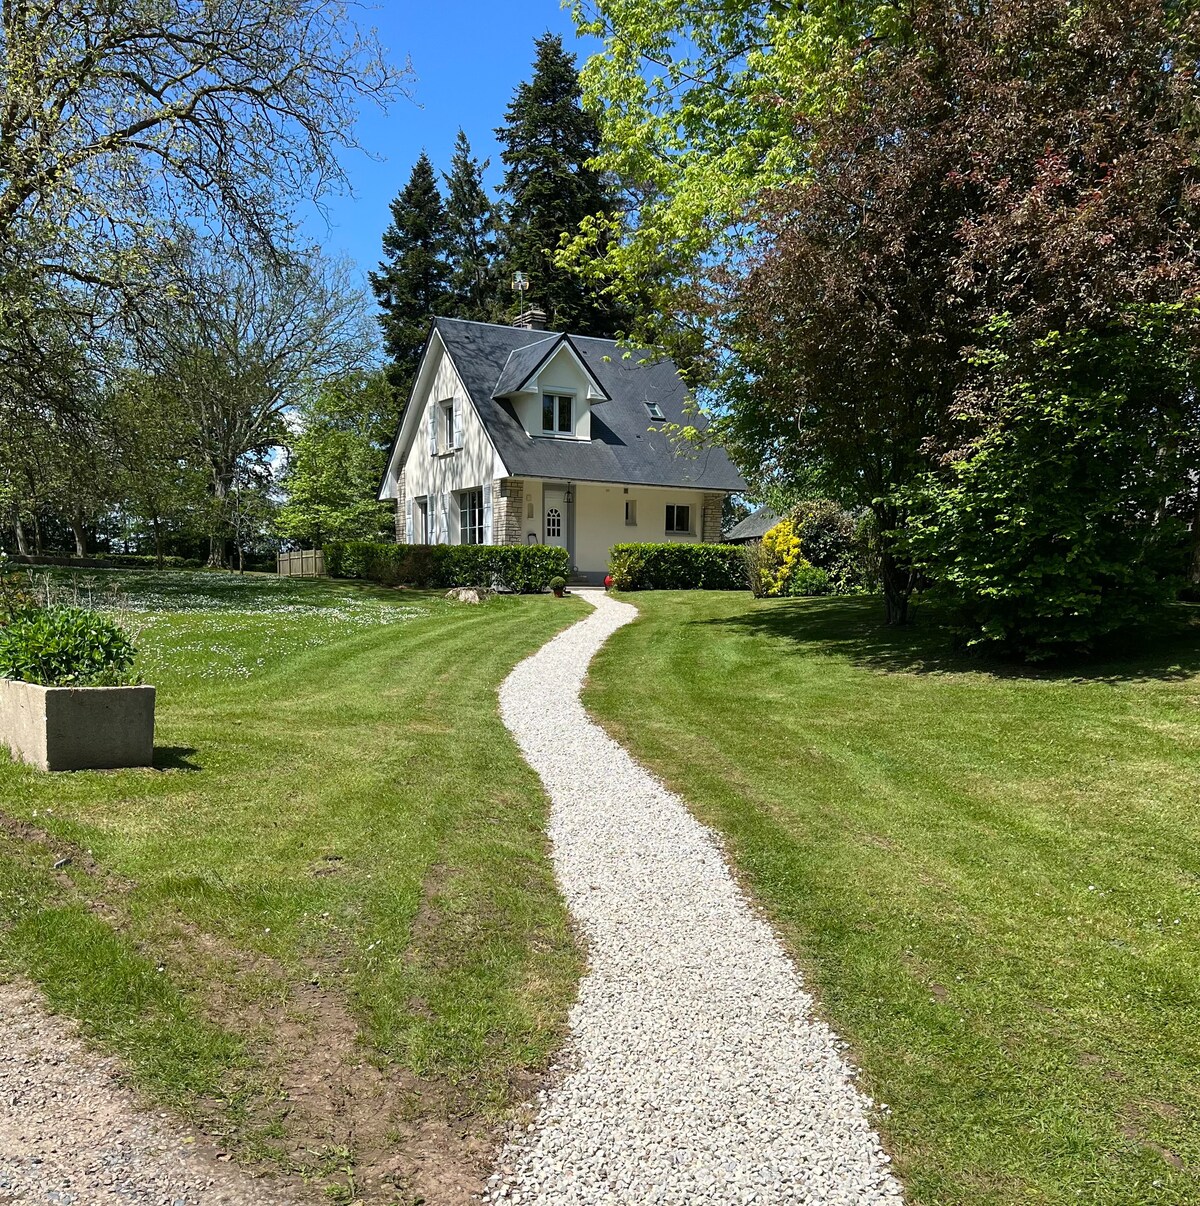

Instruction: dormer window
[542,393,573,436]
[645,401,665,421]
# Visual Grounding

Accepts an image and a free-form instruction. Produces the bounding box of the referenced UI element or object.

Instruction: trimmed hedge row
[608,542,746,591]
[8,552,205,570]
[323,541,570,593]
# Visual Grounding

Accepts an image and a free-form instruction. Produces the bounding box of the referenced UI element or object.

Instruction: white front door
[543,487,568,551]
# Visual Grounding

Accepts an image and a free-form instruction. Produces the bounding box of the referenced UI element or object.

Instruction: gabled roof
[433,317,746,492]
[492,333,611,401]
[724,506,778,542]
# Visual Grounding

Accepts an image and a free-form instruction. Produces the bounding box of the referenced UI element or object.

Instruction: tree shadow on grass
[153,746,201,771]
[694,595,1200,684]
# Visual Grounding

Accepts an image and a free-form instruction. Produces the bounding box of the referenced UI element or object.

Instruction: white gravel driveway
[491,590,903,1205]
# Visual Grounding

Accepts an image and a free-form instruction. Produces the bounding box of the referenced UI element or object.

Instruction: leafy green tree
[905,319,1196,659]
[497,33,625,336]
[371,153,452,387]
[443,130,501,321]
[277,371,397,546]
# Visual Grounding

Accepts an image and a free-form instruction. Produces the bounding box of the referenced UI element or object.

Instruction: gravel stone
[491,591,904,1204]
[0,980,297,1205]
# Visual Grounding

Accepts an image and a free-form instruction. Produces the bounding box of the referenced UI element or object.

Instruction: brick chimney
[512,307,547,331]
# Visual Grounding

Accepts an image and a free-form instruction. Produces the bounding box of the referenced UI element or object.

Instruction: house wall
[519,481,710,577]
[400,343,506,543]
[509,345,593,441]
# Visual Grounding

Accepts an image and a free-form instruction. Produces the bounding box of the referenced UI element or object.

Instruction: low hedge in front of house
[608,542,747,591]
[323,541,570,593]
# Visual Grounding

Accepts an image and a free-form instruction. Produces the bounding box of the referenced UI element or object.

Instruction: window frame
[644,401,665,421]
[665,503,692,534]
[440,400,456,452]
[459,488,484,545]
[541,391,574,437]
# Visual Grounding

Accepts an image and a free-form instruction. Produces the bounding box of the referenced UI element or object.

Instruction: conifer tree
[370,152,451,387]
[443,130,500,321]
[496,34,624,336]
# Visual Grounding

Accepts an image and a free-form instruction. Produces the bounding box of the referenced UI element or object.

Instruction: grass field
[585,591,1200,1206]
[0,570,586,1203]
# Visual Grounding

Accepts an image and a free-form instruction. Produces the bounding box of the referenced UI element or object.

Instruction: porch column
[701,492,724,543]
[492,477,525,545]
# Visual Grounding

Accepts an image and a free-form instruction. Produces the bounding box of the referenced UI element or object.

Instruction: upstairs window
[542,393,573,435]
[665,504,691,534]
[442,400,456,450]
[644,401,665,421]
[625,500,638,526]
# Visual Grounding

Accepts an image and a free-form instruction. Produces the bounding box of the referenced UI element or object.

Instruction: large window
[459,489,484,545]
[665,504,691,534]
[541,393,573,435]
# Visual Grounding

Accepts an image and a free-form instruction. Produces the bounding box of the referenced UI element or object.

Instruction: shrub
[323,542,570,593]
[549,576,566,591]
[608,543,746,590]
[788,564,833,596]
[791,499,877,593]
[0,606,138,686]
[753,518,807,597]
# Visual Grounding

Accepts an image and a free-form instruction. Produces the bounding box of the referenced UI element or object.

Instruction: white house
[377,311,746,583]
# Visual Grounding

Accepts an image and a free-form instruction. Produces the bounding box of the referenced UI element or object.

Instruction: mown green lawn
[0,570,585,1202]
[585,591,1200,1206]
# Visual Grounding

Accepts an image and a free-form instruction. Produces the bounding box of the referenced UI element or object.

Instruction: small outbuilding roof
[723,506,779,542]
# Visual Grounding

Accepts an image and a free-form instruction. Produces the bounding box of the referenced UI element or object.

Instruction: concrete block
[0,679,155,772]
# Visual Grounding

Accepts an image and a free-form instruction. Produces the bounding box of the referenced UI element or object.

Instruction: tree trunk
[70,507,87,558]
[1190,490,1200,586]
[208,469,233,568]
[13,510,28,556]
[153,516,164,570]
[881,550,912,626]
[32,512,43,554]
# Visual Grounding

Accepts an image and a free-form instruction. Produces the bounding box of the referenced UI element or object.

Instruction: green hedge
[8,553,205,570]
[323,541,570,593]
[608,542,747,590]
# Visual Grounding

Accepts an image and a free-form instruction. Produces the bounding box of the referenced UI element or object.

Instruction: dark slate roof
[723,506,778,542]
[435,317,746,491]
[492,335,558,398]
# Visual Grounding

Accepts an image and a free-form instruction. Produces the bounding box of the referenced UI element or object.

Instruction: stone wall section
[493,477,525,545]
[701,492,724,543]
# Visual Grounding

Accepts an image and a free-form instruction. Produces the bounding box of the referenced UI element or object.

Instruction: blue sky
[299,1,597,284]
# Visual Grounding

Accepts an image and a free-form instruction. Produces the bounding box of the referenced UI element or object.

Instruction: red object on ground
[604,574,614,590]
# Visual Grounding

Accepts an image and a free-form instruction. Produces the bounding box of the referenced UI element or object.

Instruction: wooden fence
[277,550,326,578]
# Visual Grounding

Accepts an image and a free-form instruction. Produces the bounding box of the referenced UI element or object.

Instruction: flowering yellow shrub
[757,518,805,597]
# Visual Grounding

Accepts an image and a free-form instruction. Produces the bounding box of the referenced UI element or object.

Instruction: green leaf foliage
[905,318,1194,659]
[608,542,746,590]
[370,153,452,387]
[0,606,137,686]
[497,33,626,336]
[324,541,570,594]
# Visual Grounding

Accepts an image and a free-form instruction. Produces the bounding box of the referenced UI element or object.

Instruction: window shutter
[452,397,463,449]
[428,403,437,457]
[441,492,451,545]
[483,484,493,545]
[404,498,413,544]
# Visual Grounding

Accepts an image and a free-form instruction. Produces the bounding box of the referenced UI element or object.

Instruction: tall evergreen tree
[443,130,500,321]
[496,34,624,336]
[370,152,451,387]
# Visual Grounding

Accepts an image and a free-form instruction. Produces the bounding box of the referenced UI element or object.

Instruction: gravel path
[491,590,904,1205]
[0,980,295,1206]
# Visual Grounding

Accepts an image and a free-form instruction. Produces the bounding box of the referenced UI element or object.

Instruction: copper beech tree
[728,0,1200,640]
